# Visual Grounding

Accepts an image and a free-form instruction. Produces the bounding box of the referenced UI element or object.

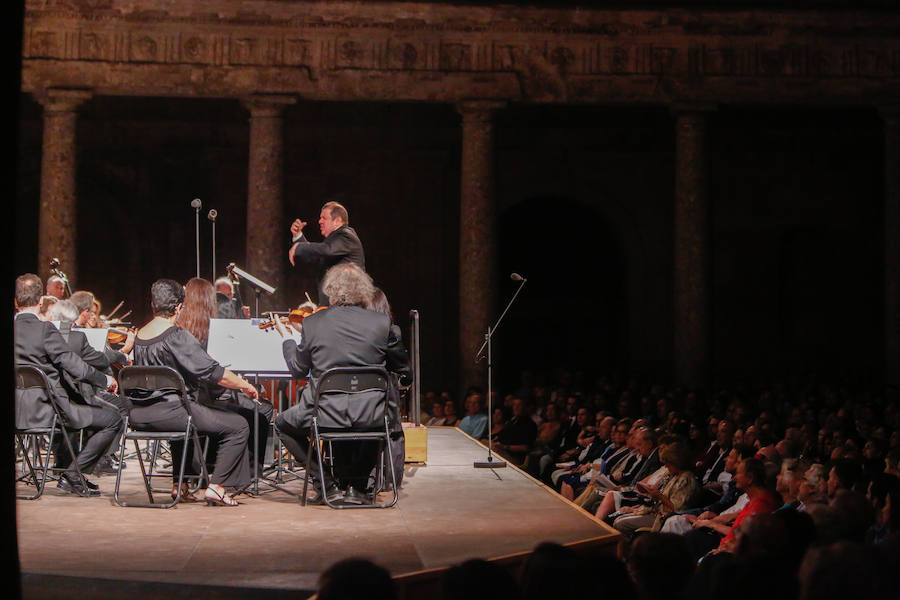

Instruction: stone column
[242,94,296,313]
[36,88,92,285]
[882,108,900,393]
[673,107,713,389]
[457,100,505,392]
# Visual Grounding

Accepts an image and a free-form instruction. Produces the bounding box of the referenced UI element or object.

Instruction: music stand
[226,264,275,318]
[207,318,303,498]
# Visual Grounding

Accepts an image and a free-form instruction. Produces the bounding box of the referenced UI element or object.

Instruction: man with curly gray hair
[272,262,408,505]
[321,261,376,307]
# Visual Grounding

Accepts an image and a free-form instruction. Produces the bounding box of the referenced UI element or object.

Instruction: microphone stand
[191,199,202,279]
[474,275,527,470]
[208,210,218,280]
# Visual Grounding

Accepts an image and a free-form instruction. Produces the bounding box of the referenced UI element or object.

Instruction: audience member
[458,391,488,440]
[626,533,694,600]
[317,557,396,600]
[440,559,521,600]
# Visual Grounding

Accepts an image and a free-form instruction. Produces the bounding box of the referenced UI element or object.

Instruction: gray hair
[322,263,374,307]
[214,277,233,292]
[49,299,80,323]
[69,290,94,314]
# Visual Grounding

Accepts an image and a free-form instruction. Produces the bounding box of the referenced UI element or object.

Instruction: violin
[257,302,326,331]
[106,326,135,346]
[103,304,134,345]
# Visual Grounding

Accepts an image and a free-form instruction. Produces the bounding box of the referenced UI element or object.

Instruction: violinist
[14,274,122,495]
[49,299,130,475]
[178,277,274,477]
[90,298,103,328]
[38,295,58,320]
[70,290,135,365]
[271,263,408,504]
[130,278,259,506]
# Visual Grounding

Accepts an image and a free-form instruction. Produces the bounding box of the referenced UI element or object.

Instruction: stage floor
[17,427,617,597]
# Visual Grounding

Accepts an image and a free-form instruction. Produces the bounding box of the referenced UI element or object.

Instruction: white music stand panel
[51,322,109,352]
[207,318,299,377]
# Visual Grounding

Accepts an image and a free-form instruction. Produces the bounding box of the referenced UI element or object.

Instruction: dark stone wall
[14,96,884,395]
[709,108,883,385]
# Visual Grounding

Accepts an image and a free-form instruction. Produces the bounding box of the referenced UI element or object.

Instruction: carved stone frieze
[20,2,900,104]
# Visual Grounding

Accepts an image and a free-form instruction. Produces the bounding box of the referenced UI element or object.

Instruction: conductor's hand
[288,242,298,267]
[290,219,306,238]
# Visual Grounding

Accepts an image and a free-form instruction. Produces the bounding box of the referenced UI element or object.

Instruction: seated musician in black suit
[14,274,123,496]
[214,276,249,319]
[272,263,409,504]
[49,299,132,475]
[69,289,135,367]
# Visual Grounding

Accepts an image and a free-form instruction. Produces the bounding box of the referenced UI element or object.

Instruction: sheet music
[207,318,300,376]
[51,322,109,352]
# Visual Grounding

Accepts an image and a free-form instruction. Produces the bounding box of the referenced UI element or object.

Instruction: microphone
[208,209,217,222]
[49,257,60,269]
[191,198,202,210]
[510,272,525,282]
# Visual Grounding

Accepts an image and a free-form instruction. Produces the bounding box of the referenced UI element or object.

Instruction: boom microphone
[510,272,525,282]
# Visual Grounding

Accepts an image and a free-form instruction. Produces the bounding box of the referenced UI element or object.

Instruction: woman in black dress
[177,277,274,472]
[129,279,260,506]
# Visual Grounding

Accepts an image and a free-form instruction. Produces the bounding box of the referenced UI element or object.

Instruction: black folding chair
[302,366,398,509]
[114,366,208,508]
[14,365,92,499]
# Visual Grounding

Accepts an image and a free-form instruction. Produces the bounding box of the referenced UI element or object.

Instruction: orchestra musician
[270,263,408,505]
[128,278,260,506]
[214,275,250,319]
[14,274,123,496]
[70,289,135,366]
[45,275,66,299]
[49,299,132,475]
[38,295,58,320]
[178,277,274,472]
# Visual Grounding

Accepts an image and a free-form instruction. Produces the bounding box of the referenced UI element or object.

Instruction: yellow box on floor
[402,423,428,463]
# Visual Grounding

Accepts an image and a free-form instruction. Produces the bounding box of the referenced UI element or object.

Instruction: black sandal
[171,484,201,503]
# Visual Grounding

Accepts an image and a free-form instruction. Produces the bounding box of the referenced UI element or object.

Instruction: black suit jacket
[14,312,108,429]
[57,323,122,412]
[280,306,408,429]
[291,225,365,305]
[216,292,243,319]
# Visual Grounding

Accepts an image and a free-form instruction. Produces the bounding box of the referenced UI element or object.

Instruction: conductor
[288,200,365,306]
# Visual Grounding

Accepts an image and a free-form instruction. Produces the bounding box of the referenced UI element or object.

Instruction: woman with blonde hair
[609,441,700,539]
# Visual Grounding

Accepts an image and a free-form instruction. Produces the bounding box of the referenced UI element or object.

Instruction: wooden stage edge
[17,427,620,600]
